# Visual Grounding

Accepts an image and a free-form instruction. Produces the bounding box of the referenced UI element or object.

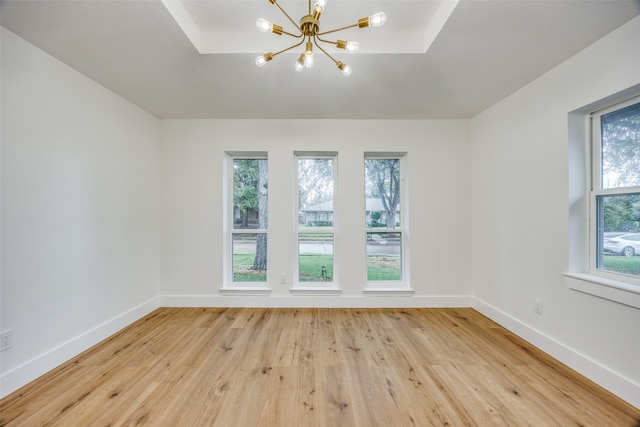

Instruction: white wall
[160,119,471,306]
[0,29,161,397]
[470,16,640,408]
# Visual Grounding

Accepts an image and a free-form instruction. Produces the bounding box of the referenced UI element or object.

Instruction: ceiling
[2,0,639,119]
[161,0,456,54]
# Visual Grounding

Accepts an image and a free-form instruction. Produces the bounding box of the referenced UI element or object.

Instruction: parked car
[603,233,640,256]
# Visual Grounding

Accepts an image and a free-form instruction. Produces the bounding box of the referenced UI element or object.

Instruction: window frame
[363,153,411,291]
[293,152,340,292]
[222,152,271,293]
[564,88,640,309]
[588,96,640,286]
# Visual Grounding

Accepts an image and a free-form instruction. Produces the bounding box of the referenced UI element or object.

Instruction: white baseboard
[0,297,160,399]
[160,294,472,308]
[472,297,640,410]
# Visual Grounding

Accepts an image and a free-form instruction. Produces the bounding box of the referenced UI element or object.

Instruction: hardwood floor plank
[1,308,638,426]
[319,365,357,426]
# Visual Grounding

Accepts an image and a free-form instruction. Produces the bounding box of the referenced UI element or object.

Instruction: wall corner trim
[0,297,160,399]
[471,297,640,409]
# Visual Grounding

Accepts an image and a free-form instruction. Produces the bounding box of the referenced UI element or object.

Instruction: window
[296,154,336,286]
[592,98,640,280]
[364,155,406,284]
[227,156,268,285]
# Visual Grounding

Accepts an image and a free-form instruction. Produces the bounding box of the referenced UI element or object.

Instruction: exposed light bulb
[337,40,360,52]
[304,51,314,68]
[255,55,268,67]
[337,62,352,77]
[304,41,314,68]
[256,53,274,67]
[256,18,272,32]
[369,12,386,27]
[295,54,305,72]
[345,41,359,52]
[314,0,328,13]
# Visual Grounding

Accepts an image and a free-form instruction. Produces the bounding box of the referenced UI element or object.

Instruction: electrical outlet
[1,330,13,351]
[280,274,287,285]
[534,299,543,316]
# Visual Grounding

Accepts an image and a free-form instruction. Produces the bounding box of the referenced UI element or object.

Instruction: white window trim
[363,153,412,293]
[563,273,640,309]
[292,152,340,293]
[222,152,271,293]
[565,88,640,308]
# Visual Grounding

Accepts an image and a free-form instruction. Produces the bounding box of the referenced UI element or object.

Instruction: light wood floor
[1,308,638,426]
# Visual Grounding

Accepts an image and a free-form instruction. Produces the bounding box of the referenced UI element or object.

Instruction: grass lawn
[602,255,640,276]
[367,255,402,281]
[298,254,334,282]
[233,253,267,282]
[233,253,402,282]
[236,254,640,283]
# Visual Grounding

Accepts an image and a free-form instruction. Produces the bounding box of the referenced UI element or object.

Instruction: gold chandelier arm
[313,35,339,65]
[272,0,303,34]
[272,37,306,57]
[316,35,338,46]
[281,29,303,38]
[316,23,359,37]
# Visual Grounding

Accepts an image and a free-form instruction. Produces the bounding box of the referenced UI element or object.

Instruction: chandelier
[255,0,386,76]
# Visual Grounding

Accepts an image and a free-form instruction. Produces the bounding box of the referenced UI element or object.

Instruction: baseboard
[472,297,640,410]
[0,297,160,399]
[160,294,472,308]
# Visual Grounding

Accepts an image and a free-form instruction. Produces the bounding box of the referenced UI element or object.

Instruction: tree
[600,102,640,233]
[603,194,640,232]
[602,102,640,187]
[298,158,334,210]
[233,160,259,227]
[365,159,400,228]
[233,159,268,271]
[252,160,268,270]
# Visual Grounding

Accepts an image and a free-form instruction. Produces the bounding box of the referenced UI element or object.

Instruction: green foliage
[602,193,640,232]
[370,211,382,227]
[602,102,640,187]
[233,159,259,215]
[365,159,401,228]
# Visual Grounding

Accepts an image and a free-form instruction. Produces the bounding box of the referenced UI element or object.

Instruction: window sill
[563,273,640,309]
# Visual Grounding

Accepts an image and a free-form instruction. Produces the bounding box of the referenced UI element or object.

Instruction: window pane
[601,102,640,189]
[367,232,401,281]
[232,233,267,282]
[365,159,401,228]
[298,158,334,229]
[298,233,333,282]
[597,193,640,277]
[233,159,268,229]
